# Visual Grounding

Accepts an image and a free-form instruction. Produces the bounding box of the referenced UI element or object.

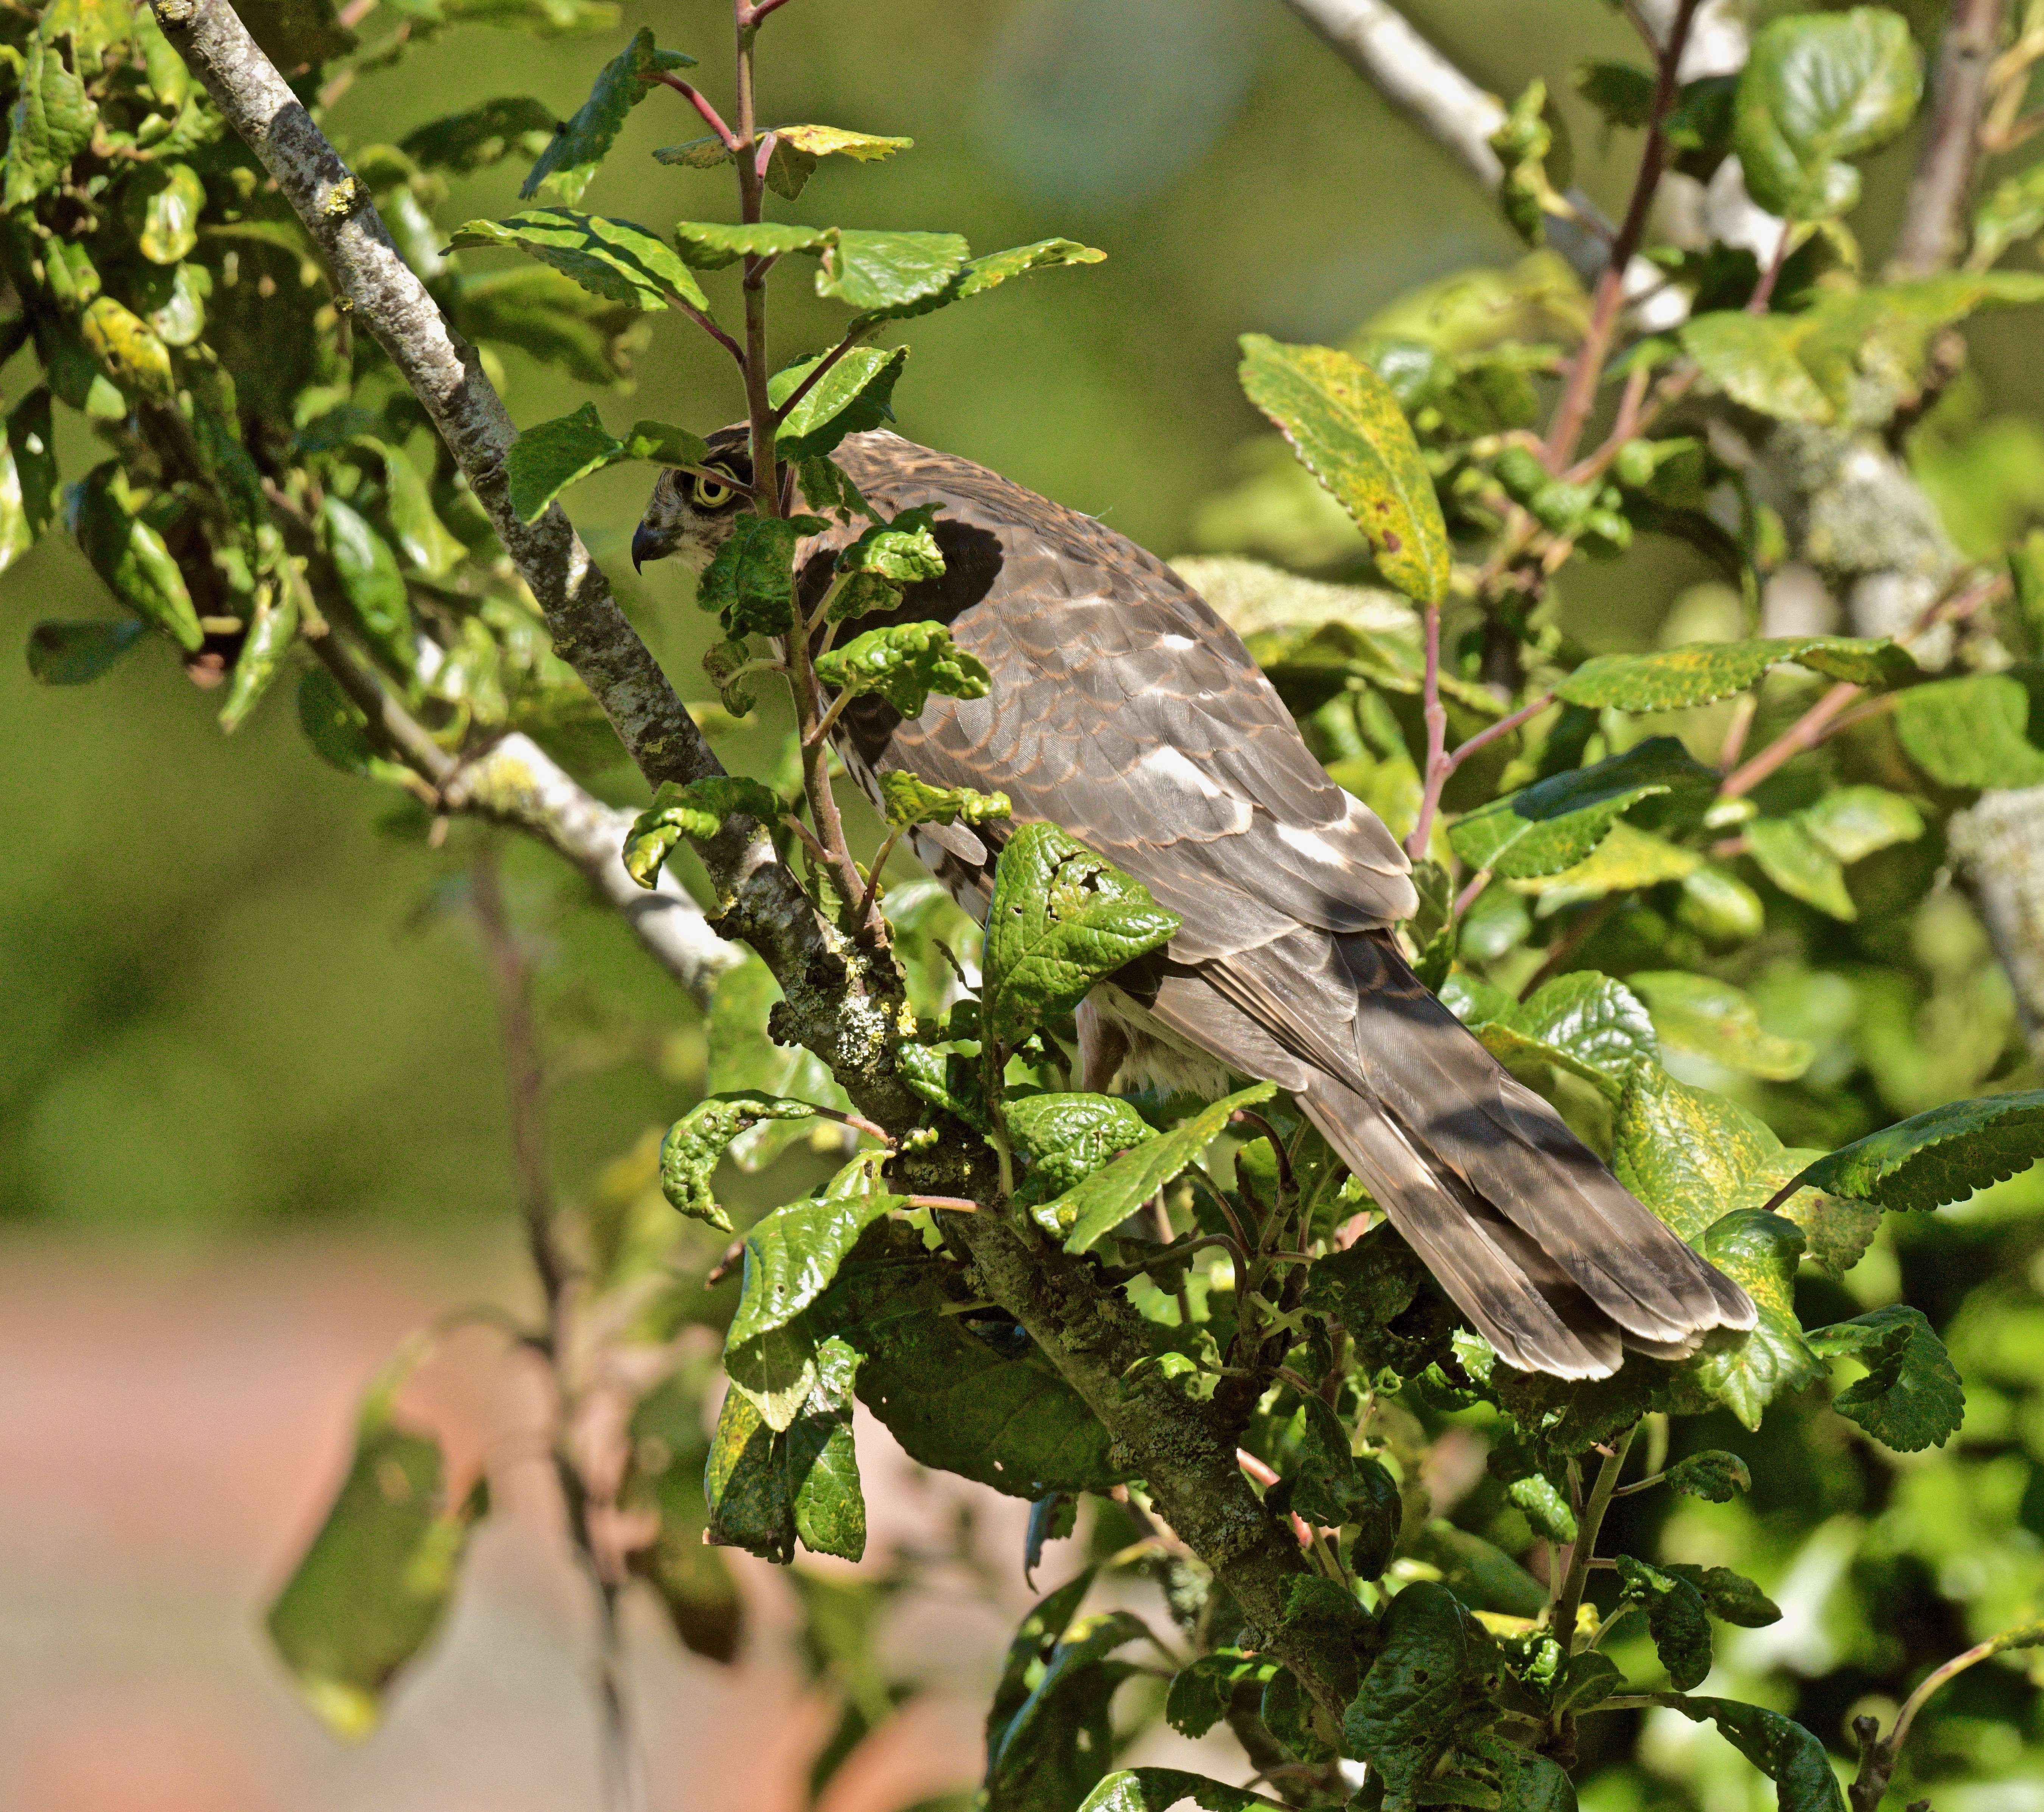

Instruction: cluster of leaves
[18,2,2044,1810]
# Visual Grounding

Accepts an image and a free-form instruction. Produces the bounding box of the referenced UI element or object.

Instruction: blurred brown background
[0,0,1999,1807]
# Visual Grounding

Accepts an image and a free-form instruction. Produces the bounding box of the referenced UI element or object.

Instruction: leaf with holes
[1342,1582,1500,1812]
[1238,334,1450,606]
[1665,1450,1753,1503]
[1615,1555,1712,1689]
[659,1092,819,1233]
[1076,1771,1276,1812]
[1665,1698,1847,1812]
[981,822,1182,1045]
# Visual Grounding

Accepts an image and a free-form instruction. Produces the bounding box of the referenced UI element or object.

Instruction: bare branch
[442,734,745,1008]
[1892,0,2008,277]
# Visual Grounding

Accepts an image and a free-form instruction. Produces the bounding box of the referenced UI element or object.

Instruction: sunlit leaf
[1785,1091,2044,1211]
[1558,636,1910,710]
[66,463,202,651]
[1663,1698,1847,1812]
[814,620,991,718]
[1450,737,1715,880]
[1343,1582,1499,1810]
[519,26,694,204]
[1892,672,2044,788]
[1628,970,1815,1081]
[696,512,827,638]
[450,208,708,311]
[660,1091,819,1233]
[770,346,908,461]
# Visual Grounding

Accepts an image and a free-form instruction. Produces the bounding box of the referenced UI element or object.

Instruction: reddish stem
[673,293,747,370]
[656,73,740,150]
[1747,219,1795,314]
[1719,681,1862,799]
[1404,602,1451,861]
[1455,869,1493,917]
[1543,0,1703,473]
[1447,687,1557,776]
[771,325,866,426]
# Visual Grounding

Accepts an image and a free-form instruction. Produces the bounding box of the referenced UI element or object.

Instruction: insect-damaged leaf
[697,512,828,637]
[660,1091,819,1233]
[266,1398,488,1740]
[1614,1554,1713,1690]
[1238,333,1450,606]
[876,769,1010,830]
[624,777,783,887]
[814,620,991,718]
[519,27,695,205]
[724,1155,901,1431]
[1005,1092,1156,1207]
[1663,1697,1847,1812]
[67,463,202,652]
[981,822,1182,1045]
[1342,1582,1500,1812]
[1808,1305,1965,1452]
[1665,1449,1753,1502]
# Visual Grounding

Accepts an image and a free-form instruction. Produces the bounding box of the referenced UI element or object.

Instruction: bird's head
[632,426,752,574]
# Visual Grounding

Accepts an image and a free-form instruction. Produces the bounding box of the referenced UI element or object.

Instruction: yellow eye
[690,470,735,509]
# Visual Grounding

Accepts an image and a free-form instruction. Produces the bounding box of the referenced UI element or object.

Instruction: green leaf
[1575,59,1655,129]
[1507,820,1703,906]
[1076,1770,1275,1812]
[25,618,146,684]
[1490,76,1570,246]
[67,463,202,651]
[1681,311,1837,423]
[450,208,708,311]
[401,96,558,173]
[1665,1450,1752,1502]
[6,388,57,548]
[705,1336,865,1563]
[624,776,783,886]
[813,228,970,312]
[1468,971,1660,1103]
[453,264,650,387]
[297,666,381,777]
[1684,1213,1822,1430]
[1734,7,1921,219]
[830,235,1107,328]
[770,345,908,460]
[1614,1555,1712,1690]
[1808,1305,1965,1451]
[1238,334,1451,606]
[1666,1562,1783,1629]
[353,439,465,578]
[1343,1581,1499,1812]
[1664,1698,1846,1812]
[981,822,1182,1046]
[725,1156,901,1430]
[1613,1061,1787,1240]
[1972,159,2044,270]
[1449,737,1716,880]
[834,504,946,586]
[1787,1090,2044,1212]
[78,295,174,401]
[696,512,827,638]
[518,27,694,204]
[502,402,712,522]
[1893,673,2044,788]
[2,36,96,212]
[660,1091,819,1234]
[1007,1092,1157,1204]
[321,496,412,673]
[1035,1083,1277,1252]
[877,770,1010,831]
[1406,857,1455,991]
[1677,864,1767,942]
[814,620,991,718]
[219,572,300,733]
[1164,1650,1278,1740]
[1558,636,1911,710]
[990,1570,1097,1746]
[796,454,881,524]
[989,1609,1149,1808]
[1745,815,1853,918]
[1626,971,1814,1081]
[266,1401,487,1741]
[819,1222,1125,1498]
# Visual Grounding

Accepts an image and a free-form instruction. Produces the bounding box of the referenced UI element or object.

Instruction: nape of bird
[632,425,1756,1380]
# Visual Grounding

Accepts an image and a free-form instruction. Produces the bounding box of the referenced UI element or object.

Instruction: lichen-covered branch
[1892,0,2008,277]
[149,0,921,1113]
[443,734,744,1008]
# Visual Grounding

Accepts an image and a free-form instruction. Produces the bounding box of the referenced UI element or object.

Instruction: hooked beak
[631,520,665,574]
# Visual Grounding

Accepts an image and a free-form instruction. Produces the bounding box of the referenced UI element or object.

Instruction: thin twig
[772,323,870,425]
[1719,681,1862,799]
[1551,1425,1636,1652]
[1447,687,1558,776]
[654,72,739,149]
[1405,601,1451,859]
[1543,0,1703,472]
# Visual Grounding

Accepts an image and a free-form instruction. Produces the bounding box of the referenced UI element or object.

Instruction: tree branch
[152,0,930,1124]
[1891,0,2008,277]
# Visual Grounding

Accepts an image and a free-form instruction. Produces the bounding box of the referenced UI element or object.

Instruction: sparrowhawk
[634,427,1756,1379]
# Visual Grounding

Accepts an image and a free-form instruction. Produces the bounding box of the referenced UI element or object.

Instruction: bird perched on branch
[633,427,1755,1379]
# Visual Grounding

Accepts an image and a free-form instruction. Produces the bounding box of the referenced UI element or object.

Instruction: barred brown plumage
[634,427,1757,1379]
